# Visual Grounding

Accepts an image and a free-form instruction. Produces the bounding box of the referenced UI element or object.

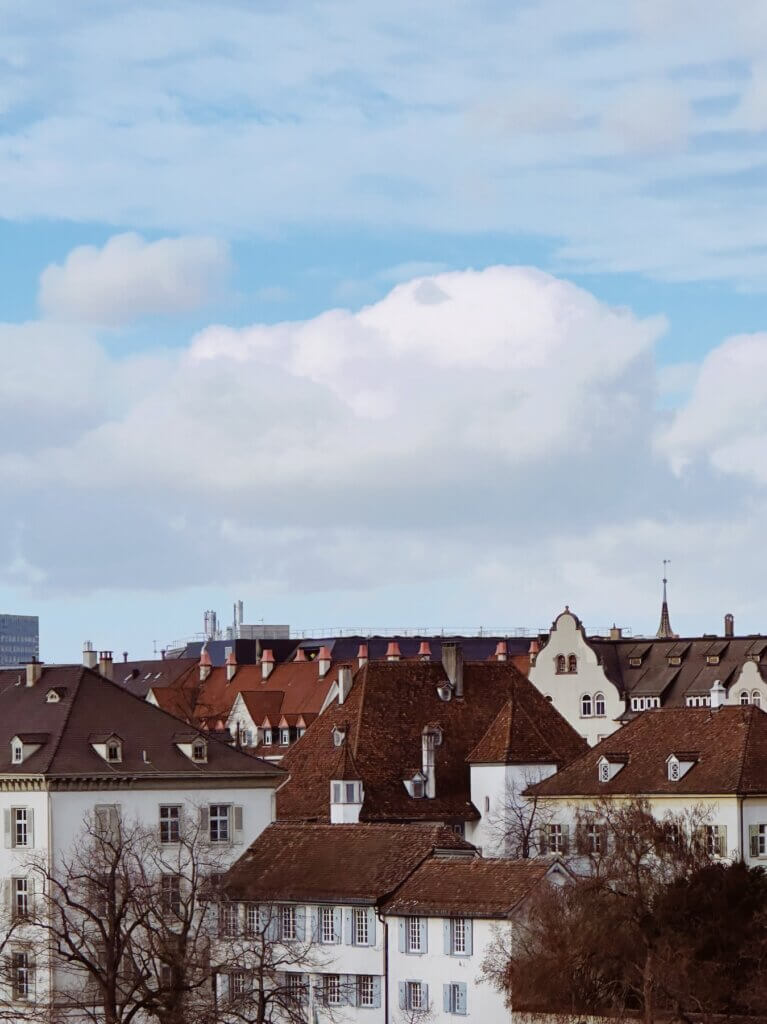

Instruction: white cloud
[38,233,230,325]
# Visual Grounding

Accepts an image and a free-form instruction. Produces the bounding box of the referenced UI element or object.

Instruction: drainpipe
[740,795,745,863]
[377,910,389,1024]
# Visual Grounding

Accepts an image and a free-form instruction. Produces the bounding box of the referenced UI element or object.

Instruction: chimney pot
[418,641,431,661]
[386,641,401,662]
[122,651,128,663]
[357,643,368,668]
[724,613,734,638]
[98,651,114,682]
[226,650,238,682]
[261,649,274,680]
[294,647,307,662]
[318,646,332,678]
[199,648,212,682]
[82,642,98,670]
[609,624,623,641]
[494,640,508,662]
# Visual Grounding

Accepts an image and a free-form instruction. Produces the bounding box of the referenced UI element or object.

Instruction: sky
[2,0,767,660]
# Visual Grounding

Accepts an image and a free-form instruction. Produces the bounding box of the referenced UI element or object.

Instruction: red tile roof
[382,856,553,917]
[529,705,767,797]
[224,822,474,904]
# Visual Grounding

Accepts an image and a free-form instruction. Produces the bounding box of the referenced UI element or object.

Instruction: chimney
[337,664,353,705]
[199,649,212,682]
[357,643,368,669]
[98,651,114,681]
[122,651,128,663]
[226,650,238,683]
[82,641,98,670]
[261,649,274,680]
[528,638,540,666]
[724,613,734,638]
[294,647,307,662]
[609,624,622,640]
[386,641,401,662]
[318,646,331,678]
[441,642,464,698]
[25,657,43,688]
[494,640,508,662]
[710,679,726,711]
[418,641,431,662]
[421,729,437,799]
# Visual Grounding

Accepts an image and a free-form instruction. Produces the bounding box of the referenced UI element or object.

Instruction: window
[411,778,424,799]
[408,916,423,953]
[750,824,767,857]
[324,974,341,1006]
[320,906,336,944]
[446,982,467,1015]
[668,759,681,782]
[358,975,375,1007]
[219,904,238,937]
[586,823,603,854]
[281,905,296,941]
[741,690,750,705]
[580,694,592,718]
[160,964,173,989]
[95,804,120,839]
[11,743,22,764]
[286,973,306,1005]
[555,655,566,674]
[753,691,762,709]
[192,740,207,762]
[280,728,290,746]
[159,805,180,844]
[12,808,29,848]
[11,951,31,1000]
[546,823,565,853]
[451,918,466,954]
[568,654,578,673]
[702,824,726,858]
[599,761,610,783]
[245,904,259,935]
[332,726,346,747]
[594,692,606,717]
[263,729,272,746]
[106,740,121,763]
[12,878,28,919]
[209,805,230,843]
[406,981,424,1011]
[230,971,247,998]
[161,874,181,916]
[353,907,369,945]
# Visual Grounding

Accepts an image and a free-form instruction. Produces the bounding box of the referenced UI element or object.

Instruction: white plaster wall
[529,611,624,746]
[740,797,767,865]
[468,764,557,857]
[726,661,767,710]
[386,915,512,1023]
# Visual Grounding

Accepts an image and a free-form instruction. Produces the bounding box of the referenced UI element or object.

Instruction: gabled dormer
[11,733,48,766]
[90,733,124,764]
[597,752,628,783]
[666,752,698,782]
[403,769,428,799]
[45,687,67,703]
[174,733,208,763]
[329,732,363,824]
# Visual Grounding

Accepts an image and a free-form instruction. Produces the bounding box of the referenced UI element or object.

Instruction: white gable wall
[468,764,557,857]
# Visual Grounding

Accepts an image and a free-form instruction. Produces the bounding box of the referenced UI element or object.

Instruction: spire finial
[657,560,675,639]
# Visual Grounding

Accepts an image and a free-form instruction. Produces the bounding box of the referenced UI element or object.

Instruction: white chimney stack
[261,649,274,680]
[337,665,353,705]
[317,646,331,678]
[226,650,238,682]
[82,642,98,670]
[98,651,114,681]
[386,641,401,662]
[199,649,212,682]
[710,679,726,711]
[25,658,43,687]
[494,640,508,662]
[357,643,368,669]
[441,643,464,698]
[421,728,438,798]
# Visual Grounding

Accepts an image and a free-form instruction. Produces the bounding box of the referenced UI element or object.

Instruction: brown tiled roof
[0,665,284,781]
[467,677,587,765]
[224,822,474,904]
[277,659,562,823]
[112,658,198,698]
[529,705,767,797]
[382,856,552,917]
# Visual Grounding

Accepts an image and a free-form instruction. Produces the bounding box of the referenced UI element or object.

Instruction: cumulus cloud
[38,233,230,325]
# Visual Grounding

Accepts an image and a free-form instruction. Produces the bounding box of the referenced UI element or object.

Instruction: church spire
[656,559,675,639]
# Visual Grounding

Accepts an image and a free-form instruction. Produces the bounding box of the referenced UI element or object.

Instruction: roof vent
[710,679,726,711]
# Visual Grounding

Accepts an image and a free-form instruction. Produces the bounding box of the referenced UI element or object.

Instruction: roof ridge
[736,703,756,792]
[41,666,89,773]
[351,662,367,760]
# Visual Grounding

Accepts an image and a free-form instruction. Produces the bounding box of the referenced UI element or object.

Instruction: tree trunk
[643,948,654,1024]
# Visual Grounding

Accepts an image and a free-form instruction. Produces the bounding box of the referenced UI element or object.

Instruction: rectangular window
[587,824,602,854]
[209,805,230,843]
[407,916,422,953]
[353,907,369,945]
[547,823,564,853]
[159,805,180,844]
[281,905,296,941]
[358,975,375,1007]
[286,972,306,1004]
[12,745,22,764]
[280,728,290,745]
[320,906,335,944]
[230,971,246,998]
[332,782,342,803]
[94,804,119,838]
[345,782,358,803]
[11,951,31,1000]
[12,878,28,919]
[447,982,467,1014]
[451,918,466,954]
[160,964,173,989]
[324,974,341,1005]
[12,808,28,848]
[704,824,724,858]
[219,904,238,937]
[758,824,767,856]
[161,873,181,916]
[407,981,423,1011]
[245,904,259,935]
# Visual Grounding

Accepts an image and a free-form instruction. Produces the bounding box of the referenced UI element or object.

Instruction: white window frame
[451,917,466,954]
[320,906,335,944]
[547,823,564,853]
[587,823,602,854]
[219,903,239,937]
[281,905,296,941]
[159,805,180,844]
[106,740,122,763]
[741,690,750,705]
[230,970,247,997]
[11,743,22,765]
[161,873,181,916]
[580,694,592,718]
[353,907,369,945]
[191,740,207,762]
[358,974,375,1007]
[324,974,342,1006]
[407,916,422,953]
[11,950,31,1000]
[448,982,465,1014]
[594,692,606,717]
[280,728,290,746]
[12,877,28,919]
[209,804,230,843]
[12,808,28,848]
[406,980,423,1011]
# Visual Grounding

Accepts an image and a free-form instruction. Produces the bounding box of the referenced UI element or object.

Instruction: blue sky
[2,0,767,658]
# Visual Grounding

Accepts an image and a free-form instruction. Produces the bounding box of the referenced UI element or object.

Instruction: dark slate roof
[224,822,474,904]
[111,658,198,698]
[529,705,767,797]
[382,856,553,918]
[276,659,562,824]
[0,665,284,781]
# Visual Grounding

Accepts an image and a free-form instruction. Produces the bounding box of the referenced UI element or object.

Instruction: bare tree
[487,770,557,858]
[0,895,45,1021]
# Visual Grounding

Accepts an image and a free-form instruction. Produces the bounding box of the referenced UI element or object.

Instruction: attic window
[46,689,61,703]
[11,743,22,765]
[707,655,720,666]
[106,740,122,763]
[332,726,346,748]
[598,761,609,783]
[668,656,682,666]
[192,740,207,763]
[411,778,424,798]
[629,657,642,668]
[668,758,681,782]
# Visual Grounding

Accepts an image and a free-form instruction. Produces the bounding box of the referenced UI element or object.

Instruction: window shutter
[346,974,357,1006]
[367,907,376,946]
[398,981,406,1009]
[457,982,468,1015]
[3,810,10,849]
[267,905,279,941]
[423,982,429,1009]
[537,827,548,855]
[750,824,760,858]
[719,825,728,859]
[443,919,451,955]
[233,806,244,844]
[27,874,35,917]
[333,906,342,943]
[372,976,381,1008]
[561,825,570,854]
[3,880,10,915]
[465,919,473,956]
[28,809,34,849]
[295,905,306,941]
[443,984,451,1012]
[574,825,586,854]
[398,919,406,952]
[310,907,318,942]
[200,806,209,837]
[419,918,428,953]
[344,908,353,945]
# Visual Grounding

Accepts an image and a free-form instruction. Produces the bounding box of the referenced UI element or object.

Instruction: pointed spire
[657,559,675,639]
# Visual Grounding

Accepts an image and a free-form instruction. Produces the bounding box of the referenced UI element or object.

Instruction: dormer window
[192,740,207,763]
[707,655,720,666]
[107,740,122,763]
[46,688,64,703]
[280,728,290,746]
[666,752,698,781]
[668,656,681,666]
[668,757,681,782]
[629,657,641,668]
[403,772,427,798]
[12,743,22,764]
[598,754,627,783]
[263,729,273,746]
[599,761,609,783]
[555,655,567,674]
[332,726,346,747]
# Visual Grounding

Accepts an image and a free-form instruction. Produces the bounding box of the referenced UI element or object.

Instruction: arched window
[740,691,750,705]
[594,692,606,717]
[555,655,566,674]
[568,654,578,673]
[753,691,762,709]
[581,694,592,718]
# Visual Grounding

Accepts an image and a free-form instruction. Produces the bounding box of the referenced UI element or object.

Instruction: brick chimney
[261,649,274,680]
[357,643,368,669]
[226,650,238,683]
[494,640,508,662]
[386,641,401,662]
[441,642,463,698]
[199,649,212,682]
[294,647,307,662]
[318,646,331,678]
[25,658,43,687]
[82,641,98,670]
[528,638,540,666]
[98,651,114,681]
[418,641,431,662]
[724,613,734,638]
[609,624,623,640]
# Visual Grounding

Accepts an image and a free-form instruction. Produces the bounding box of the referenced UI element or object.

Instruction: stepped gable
[528,704,767,797]
[276,658,532,823]
[0,664,284,781]
[467,675,588,765]
[382,856,553,918]
[224,821,474,904]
